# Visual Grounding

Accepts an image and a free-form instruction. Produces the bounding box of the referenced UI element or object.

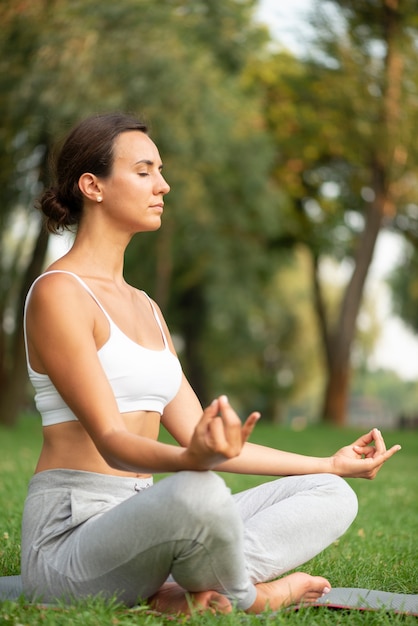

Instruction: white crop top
[24,271,183,426]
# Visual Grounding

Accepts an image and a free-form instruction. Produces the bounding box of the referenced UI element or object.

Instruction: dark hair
[38,112,148,233]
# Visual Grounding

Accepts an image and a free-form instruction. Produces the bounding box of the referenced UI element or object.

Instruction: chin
[134,221,162,234]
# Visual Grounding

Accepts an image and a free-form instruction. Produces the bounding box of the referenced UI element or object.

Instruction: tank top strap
[24,270,112,322]
[140,290,169,348]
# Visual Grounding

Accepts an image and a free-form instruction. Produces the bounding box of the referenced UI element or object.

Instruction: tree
[251,0,418,424]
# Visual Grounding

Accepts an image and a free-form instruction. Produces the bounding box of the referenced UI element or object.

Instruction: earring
[97,195,103,203]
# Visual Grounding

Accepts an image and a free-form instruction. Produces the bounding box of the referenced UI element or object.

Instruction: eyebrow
[135,159,163,170]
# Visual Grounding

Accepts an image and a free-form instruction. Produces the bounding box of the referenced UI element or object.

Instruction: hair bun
[37,187,78,234]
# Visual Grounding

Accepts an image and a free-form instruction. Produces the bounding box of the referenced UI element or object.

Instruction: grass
[0,414,417,625]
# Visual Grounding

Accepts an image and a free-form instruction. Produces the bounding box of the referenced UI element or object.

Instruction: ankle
[245,585,271,613]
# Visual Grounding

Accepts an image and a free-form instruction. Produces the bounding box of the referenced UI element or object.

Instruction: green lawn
[0,415,417,625]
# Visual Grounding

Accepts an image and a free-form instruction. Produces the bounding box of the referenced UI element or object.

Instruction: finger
[206,416,230,453]
[353,445,375,458]
[205,398,220,417]
[383,444,402,460]
[218,398,260,447]
[372,428,387,455]
[207,415,247,458]
[198,399,220,429]
[355,432,398,460]
[351,430,375,448]
[361,443,402,478]
[352,427,387,458]
[194,400,224,446]
[241,412,261,442]
[215,397,259,454]
[217,395,244,430]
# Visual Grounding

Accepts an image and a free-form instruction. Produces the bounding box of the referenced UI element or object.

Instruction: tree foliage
[1,0,297,424]
[249,0,418,424]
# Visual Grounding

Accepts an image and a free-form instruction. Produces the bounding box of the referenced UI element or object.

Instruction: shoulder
[28,271,84,306]
[26,272,95,331]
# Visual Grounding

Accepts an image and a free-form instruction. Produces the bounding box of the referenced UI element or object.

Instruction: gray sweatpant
[21,469,358,610]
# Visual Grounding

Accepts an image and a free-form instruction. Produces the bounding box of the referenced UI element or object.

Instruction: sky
[255,0,418,381]
[256,0,314,55]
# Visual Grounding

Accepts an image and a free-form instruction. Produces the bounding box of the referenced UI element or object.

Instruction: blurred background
[1,0,418,430]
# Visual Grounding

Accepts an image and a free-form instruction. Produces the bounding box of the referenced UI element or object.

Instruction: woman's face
[97,131,170,234]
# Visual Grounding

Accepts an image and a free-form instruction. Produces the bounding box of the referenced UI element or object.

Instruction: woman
[22,112,400,614]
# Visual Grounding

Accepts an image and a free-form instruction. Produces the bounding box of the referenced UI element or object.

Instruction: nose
[158,173,170,195]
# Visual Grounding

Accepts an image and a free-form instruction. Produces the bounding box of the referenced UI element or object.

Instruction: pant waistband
[27,469,153,496]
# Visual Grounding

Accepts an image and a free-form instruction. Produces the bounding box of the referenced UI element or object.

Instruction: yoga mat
[312,586,418,615]
[0,576,23,601]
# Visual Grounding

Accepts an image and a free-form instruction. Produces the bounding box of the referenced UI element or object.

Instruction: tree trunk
[318,0,403,426]
[321,166,387,425]
[0,223,49,426]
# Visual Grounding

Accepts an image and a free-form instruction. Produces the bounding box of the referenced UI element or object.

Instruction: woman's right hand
[182,395,260,470]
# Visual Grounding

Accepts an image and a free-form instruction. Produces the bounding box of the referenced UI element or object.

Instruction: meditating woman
[21,112,400,614]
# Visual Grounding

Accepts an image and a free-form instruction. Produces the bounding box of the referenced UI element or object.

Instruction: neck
[55,226,132,283]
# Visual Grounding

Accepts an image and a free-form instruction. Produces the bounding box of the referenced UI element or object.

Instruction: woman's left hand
[330,428,401,479]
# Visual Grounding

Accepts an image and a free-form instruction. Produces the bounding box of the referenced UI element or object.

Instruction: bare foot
[247,572,331,613]
[149,582,232,616]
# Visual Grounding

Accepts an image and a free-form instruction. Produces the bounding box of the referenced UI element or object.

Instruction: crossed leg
[149,473,357,615]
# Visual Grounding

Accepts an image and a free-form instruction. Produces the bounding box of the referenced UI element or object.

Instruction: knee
[167,471,240,538]
[175,470,233,513]
[333,474,358,517]
[322,474,358,533]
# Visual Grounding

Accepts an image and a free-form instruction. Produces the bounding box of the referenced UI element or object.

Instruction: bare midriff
[34,410,160,478]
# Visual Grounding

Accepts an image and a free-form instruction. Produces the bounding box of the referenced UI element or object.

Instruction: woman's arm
[162,378,401,480]
[215,429,401,479]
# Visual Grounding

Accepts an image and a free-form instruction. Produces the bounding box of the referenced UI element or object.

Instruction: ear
[78,173,103,202]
